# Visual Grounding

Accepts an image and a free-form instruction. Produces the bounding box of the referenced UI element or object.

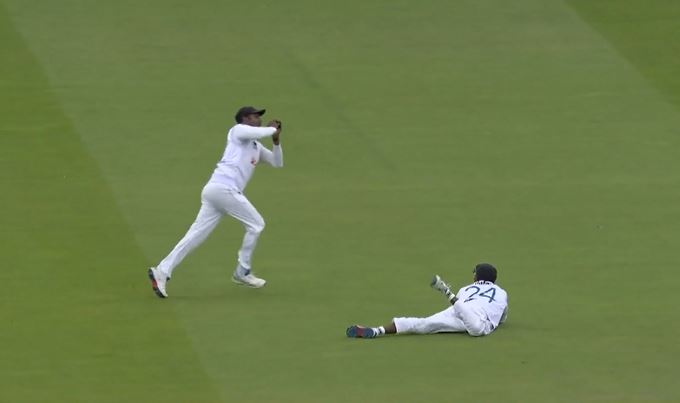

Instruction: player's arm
[259,145,283,168]
[431,275,459,305]
[232,124,277,141]
[258,120,283,167]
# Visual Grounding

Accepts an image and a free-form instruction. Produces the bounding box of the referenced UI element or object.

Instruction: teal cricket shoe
[346,325,377,338]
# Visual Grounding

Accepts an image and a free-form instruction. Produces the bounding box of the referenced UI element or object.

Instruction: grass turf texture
[1,0,679,402]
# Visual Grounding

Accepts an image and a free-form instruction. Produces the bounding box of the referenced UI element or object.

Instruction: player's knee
[248,219,265,234]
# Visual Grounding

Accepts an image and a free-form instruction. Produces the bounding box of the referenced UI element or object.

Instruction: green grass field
[2,0,679,402]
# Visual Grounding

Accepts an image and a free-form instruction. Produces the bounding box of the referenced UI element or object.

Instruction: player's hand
[270,120,282,144]
[267,120,282,128]
[272,128,281,145]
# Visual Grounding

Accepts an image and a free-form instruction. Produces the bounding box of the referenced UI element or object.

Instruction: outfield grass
[2,1,679,402]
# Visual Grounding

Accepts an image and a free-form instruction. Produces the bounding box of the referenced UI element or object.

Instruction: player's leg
[347,306,467,338]
[348,276,465,338]
[217,190,267,288]
[393,306,468,334]
[150,185,223,297]
[453,301,494,337]
[345,322,397,338]
[156,186,224,278]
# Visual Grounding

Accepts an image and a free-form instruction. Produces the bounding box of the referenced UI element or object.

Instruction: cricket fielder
[347,263,508,338]
[148,106,283,298]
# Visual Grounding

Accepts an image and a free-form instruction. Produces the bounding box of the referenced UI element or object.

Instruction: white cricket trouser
[157,182,265,277]
[393,300,494,337]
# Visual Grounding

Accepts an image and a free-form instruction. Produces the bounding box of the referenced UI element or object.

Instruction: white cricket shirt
[208,124,283,191]
[456,281,509,328]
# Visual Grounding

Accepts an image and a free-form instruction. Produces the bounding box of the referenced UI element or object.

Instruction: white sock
[375,326,385,336]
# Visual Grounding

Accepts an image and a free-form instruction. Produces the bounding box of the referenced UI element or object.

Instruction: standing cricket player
[148,106,283,298]
[346,263,508,338]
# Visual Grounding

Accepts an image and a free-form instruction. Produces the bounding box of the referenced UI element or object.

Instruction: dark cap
[473,263,498,283]
[234,106,266,123]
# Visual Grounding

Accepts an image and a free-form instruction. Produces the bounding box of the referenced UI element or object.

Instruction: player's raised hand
[269,120,282,145]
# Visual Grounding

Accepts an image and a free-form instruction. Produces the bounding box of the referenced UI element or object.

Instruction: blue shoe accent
[363,327,376,338]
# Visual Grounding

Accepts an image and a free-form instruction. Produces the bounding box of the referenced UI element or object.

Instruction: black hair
[234,106,265,123]
[474,263,498,283]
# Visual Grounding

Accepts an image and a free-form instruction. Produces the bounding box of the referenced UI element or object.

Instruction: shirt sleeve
[259,144,283,168]
[232,124,277,141]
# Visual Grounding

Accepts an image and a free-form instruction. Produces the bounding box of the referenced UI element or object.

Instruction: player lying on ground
[346,263,508,338]
[148,106,283,298]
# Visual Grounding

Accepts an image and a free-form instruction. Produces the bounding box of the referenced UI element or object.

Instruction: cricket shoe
[431,274,453,297]
[346,325,377,339]
[148,267,168,298]
[232,269,266,288]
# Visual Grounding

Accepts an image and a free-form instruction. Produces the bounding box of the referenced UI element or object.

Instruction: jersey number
[463,286,496,303]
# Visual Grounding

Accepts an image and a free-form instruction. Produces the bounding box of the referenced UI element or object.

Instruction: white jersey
[208,124,283,191]
[456,281,508,328]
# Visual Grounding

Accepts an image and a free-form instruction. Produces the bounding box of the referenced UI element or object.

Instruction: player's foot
[346,325,377,339]
[232,269,266,288]
[148,267,168,298]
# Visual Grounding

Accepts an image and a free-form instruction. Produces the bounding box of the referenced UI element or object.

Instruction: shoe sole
[346,325,375,338]
[231,275,266,288]
[148,268,167,298]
